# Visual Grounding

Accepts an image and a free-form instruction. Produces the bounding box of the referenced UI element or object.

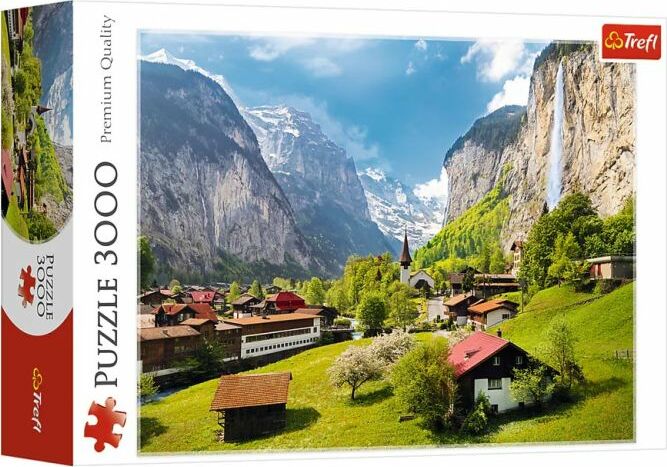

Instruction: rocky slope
[443,43,635,250]
[244,106,395,272]
[358,167,446,250]
[33,2,72,147]
[140,62,322,280]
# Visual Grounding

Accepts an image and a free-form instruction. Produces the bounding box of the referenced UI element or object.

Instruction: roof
[399,231,412,265]
[586,255,635,264]
[153,303,218,322]
[215,322,241,332]
[474,273,516,281]
[468,299,518,315]
[448,332,510,377]
[180,318,213,326]
[231,293,259,306]
[189,290,215,303]
[476,282,520,288]
[223,313,317,326]
[293,307,331,316]
[210,372,291,411]
[1,149,13,198]
[444,294,471,307]
[139,326,200,342]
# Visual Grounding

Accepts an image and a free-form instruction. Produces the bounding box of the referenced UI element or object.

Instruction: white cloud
[413,166,449,205]
[405,61,416,76]
[415,39,428,51]
[486,75,531,113]
[302,57,342,77]
[248,37,314,61]
[461,40,536,82]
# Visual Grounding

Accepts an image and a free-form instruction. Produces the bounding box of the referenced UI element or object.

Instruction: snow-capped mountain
[358,167,447,249]
[140,48,241,106]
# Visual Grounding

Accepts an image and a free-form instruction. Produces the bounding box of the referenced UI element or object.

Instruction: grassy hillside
[488,282,634,442]
[140,283,634,453]
[413,168,510,271]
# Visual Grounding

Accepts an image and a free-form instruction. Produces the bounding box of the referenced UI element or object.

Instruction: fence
[614,349,634,360]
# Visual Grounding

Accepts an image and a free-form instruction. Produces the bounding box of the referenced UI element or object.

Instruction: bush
[318,331,335,346]
[461,393,492,434]
[138,373,159,403]
[368,330,415,369]
[593,279,622,295]
[333,317,352,328]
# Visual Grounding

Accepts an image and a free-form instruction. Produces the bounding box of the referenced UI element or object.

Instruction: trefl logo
[17,256,55,319]
[602,24,661,60]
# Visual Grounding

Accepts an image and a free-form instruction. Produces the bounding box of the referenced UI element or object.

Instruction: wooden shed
[210,372,291,441]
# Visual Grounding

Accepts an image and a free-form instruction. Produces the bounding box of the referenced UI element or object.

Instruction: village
[137,228,635,443]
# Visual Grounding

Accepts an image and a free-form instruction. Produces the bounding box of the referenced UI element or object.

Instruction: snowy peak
[140,48,241,106]
[358,168,447,249]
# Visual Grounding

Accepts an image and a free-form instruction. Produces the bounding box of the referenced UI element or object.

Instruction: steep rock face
[244,106,394,272]
[140,62,320,279]
[33,2,72,146]
[358,167,445,250]
[443,44,635,249]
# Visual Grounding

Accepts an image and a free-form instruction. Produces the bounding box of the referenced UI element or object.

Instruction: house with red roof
[448,331,551,413]
[153,303,219,327]
[261,291,306,315]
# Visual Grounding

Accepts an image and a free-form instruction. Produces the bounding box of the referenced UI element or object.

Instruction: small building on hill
[210,372,291,441]
[467,299,518,330]
[231,293,261,318]
[473,273,519,298]
[587,256,635,280]
[294,306,339,327]
[449,332,553,413]
[449,267,481,295]
[510,240,524,276]
[153,303,219,326]
[409,270,435,292]
[444,293,477,326]
[139,325,201,372]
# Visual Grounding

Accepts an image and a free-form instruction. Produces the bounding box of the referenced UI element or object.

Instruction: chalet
[222,313,320,359]
[264,285,283,295]
[467,298,518,330]
[4,8,29,68]
[139,325,201,372]
[444,293,477,326]
[293,306,339,327]
[473,273,519,298]
[587,256,635,280]
[181,318,216,340]
[449,332,552,412]
[449,267,481,295]
[261,291,306,315]
[510,240,524,276]
[231,293,261,318]
[139,289,180,307]
[210,372,291,441]
[153,303,218,327]
[214,323,242,360]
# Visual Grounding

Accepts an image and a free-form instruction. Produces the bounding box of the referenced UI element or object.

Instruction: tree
[168,279,182,295]
[462,268,475,293]
[306,277,326,305]
[388,284,418,330]
[356,291,388,334]
[328,345,382,400]
[543,317,584,390]
[461,393,492,434]
[369,330,415,369]
[228,281,241,302]
[489,245,506,274]
[139,236,155,291]
[249,280,264,299]
[326,280,351,314]
[138,373,159,403]
[547,232,581,285]
[182,338,227,380]
[510,363,555,408]
[391,337,457,429]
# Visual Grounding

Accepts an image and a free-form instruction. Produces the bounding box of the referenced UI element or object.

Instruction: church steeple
[399,229,412,267]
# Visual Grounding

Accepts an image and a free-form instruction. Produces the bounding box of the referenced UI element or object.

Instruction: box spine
[1,2,74,465]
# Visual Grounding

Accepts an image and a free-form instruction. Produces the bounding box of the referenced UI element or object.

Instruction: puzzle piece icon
[18,266,36,308]
[84,397,127,452]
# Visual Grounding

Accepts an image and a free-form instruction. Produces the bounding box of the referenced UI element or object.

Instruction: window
[515,355,524,365]
[488,378,502,390]
[313,327,318,333]
[492,356,501,366]
[502,313,510,320]
[491,404,499,414]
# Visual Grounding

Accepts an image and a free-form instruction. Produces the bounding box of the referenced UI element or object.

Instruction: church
[399,231,435,293]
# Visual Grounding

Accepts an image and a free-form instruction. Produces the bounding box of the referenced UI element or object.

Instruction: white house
[467,298,518,330]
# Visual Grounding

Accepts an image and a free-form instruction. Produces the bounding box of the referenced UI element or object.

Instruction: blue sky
[140,34,546,194]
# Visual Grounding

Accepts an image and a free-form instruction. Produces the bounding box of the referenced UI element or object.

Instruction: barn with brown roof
[153,303,219,326]
[210,372,292,441]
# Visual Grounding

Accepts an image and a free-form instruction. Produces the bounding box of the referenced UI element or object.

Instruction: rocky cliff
[33,2,72,147]
[244,106,394,272]
[140,62,322,280]
[443,43,635,249]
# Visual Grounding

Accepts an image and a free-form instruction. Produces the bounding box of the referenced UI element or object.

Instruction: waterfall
[547,62,564,211]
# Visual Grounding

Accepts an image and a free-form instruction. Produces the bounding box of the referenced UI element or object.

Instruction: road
[426,296,446,322]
